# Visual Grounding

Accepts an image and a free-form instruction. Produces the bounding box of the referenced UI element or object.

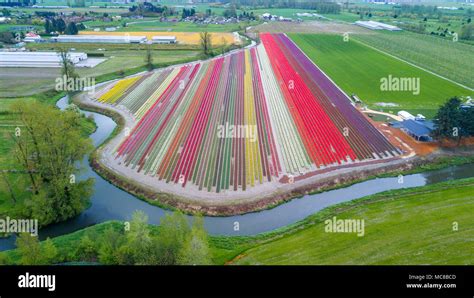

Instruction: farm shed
[0,51,87,68]
[355,21,402,31]
[52,35,147,44]
[394,120,434,142]
[152,36,177,44]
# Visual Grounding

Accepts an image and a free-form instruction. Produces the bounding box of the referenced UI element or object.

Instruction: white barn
[52,35,147,44]
[152,36,177,44]
[0,51,88,68]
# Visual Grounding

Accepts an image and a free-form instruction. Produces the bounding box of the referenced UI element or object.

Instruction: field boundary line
[351,37,474,92]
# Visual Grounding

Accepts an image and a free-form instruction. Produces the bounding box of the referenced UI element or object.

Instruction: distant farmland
[289,34,472,117]
[78,31,237,45]
[353,31,474,89]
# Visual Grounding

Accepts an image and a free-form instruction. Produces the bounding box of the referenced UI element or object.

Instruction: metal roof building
[152,36,177,44]
[52,35,147,44]
[355,20,402,31]
[392,120,434,142]
[0,51,88,68]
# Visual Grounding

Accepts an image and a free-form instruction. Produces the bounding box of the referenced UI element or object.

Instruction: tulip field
[94,33,401,193]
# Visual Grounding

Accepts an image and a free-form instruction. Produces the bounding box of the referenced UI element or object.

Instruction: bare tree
[145,45,154,71]
[59,47,78,81]
[220,36,227,56]
[200,31,212,57]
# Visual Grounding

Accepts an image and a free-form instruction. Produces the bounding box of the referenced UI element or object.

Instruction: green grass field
[353,31,474,89]
[234,178,474,265]
[289,33,472,117]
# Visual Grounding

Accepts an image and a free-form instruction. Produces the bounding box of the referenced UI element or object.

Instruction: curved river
[1,96,473,250]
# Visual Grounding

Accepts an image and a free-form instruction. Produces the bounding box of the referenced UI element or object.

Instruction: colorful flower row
[94,33,400,193]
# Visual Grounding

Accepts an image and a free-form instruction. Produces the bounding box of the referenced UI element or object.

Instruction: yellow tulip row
[98,76,141,104]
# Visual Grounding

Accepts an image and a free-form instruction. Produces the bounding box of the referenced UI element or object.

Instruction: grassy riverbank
[232,177,474,265]
[2,177,473,265]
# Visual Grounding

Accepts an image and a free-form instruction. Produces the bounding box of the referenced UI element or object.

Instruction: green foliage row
[1,211,212,265]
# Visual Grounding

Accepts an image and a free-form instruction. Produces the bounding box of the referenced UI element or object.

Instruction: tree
[460,23,473,41]
[98,227,124,264]
[177,216,211,265]
[74,234,97,262]
[65,22,78,35]
[145,45,153,71]
[1,171,17,204]
[155,211,190,265]
[433,97,463,144]
[10,101,94,226]
[0,32,15,44]
[220,36,227,56]
[0,253,9,265]
[59,48,78,82]
[123,211,153,265]
[42,238,58,264]
[200,31,212,57]
[16,233,43,265]
[460,107,474,136]
[44,19,53,33]
[56,18,66,33]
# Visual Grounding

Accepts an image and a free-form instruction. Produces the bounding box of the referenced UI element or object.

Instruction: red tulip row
[261,33,357,167]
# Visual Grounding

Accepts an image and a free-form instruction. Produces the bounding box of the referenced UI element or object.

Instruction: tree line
[226,0,340,14]
[0,211,212,265]
[45,18,83,35]
[181,8,196,19]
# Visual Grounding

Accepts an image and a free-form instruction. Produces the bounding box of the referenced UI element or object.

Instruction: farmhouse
[23,32,42,43]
